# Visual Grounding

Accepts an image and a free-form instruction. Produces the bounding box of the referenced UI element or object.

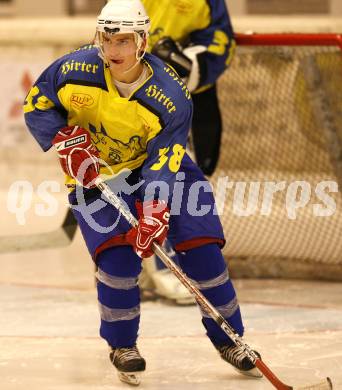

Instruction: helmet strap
[122,32,147,74]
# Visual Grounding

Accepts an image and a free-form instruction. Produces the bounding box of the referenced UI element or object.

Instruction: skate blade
[117,371,142,386]
[175,297,196,305]
[233,366,263,378]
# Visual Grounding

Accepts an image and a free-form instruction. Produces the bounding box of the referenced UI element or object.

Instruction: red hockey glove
[52,126,99,188]
[126,200,170,258]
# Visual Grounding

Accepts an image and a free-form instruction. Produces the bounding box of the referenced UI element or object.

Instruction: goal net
[214,33,342,280]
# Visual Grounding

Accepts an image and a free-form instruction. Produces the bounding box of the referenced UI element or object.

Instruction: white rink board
[0,46,68,234]
[0,47,53,149]
[0,17,342,45]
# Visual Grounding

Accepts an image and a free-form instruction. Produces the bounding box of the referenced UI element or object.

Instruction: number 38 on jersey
[150,144,186,173]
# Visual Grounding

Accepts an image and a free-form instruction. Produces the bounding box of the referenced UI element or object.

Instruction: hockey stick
[95,178,333,390]
[0,208,78,254]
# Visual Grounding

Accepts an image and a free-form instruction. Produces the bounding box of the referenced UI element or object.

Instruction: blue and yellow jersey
[23,45,192,196]
[142,0,235,90]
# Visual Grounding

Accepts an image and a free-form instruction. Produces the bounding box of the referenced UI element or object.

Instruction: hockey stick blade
[95,179,333,390]
[294,377,333,390]
[254,359,333,389]
[0,209,78,253]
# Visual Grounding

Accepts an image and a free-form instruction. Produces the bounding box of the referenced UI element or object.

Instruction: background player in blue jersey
[140,0,236,305]
[24,0,260,386]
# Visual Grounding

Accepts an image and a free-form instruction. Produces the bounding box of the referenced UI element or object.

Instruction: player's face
[102,33,140,74]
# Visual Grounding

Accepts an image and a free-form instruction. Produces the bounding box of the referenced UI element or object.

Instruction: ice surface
[0,232,341,390]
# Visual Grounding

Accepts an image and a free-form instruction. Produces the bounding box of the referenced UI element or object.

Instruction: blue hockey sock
[96,246,142,348]
[178,244,244,346]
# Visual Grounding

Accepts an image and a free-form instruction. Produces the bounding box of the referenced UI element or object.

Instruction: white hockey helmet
[96,0,150,36]
[96,0,150,68]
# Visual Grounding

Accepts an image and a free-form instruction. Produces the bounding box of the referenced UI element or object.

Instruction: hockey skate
[141,244,195,305]
[216,344,263,378]
[151,268,195,305]
[109,345,146,386]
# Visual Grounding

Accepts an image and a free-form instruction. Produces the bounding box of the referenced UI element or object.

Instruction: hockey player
[143,0,234,175]
[140,0,235,305]
[23,0,260,386]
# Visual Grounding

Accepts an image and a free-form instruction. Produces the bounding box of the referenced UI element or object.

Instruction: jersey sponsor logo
[164,67,191,100]
[175,0,193,14]
[145,84,177,113]
[70,93,94,108]
[61,60,99,76]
